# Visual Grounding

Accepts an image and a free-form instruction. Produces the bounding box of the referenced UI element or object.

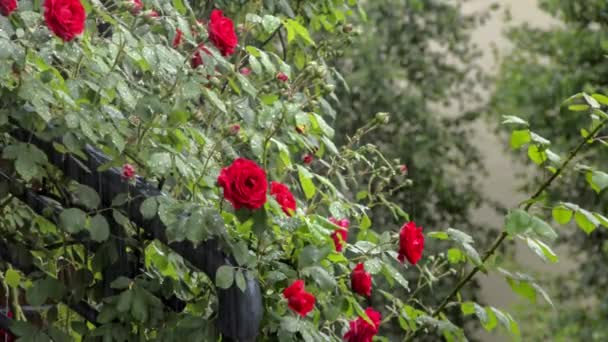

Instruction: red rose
[208,9,238,56]
[43,0,86,42]
[277,72,289,82]
[399,164,408,174]
[270,181,296,216]
[131,0,142,14]
[331,228,347,252]
[282,279,315,316]
[217,158,267,210]
[303,154,313,165]
[229,124,240,135]
[344,307,382,342]
[329,217,350,228]
[0,0,17,16]
[398,221,424,264]
[239,67,251,76]
[329,217,349,252]
[121,164,135,180]
[172,28,183,48]
[0,311,14,342]
[191,44,212,68]
[351,263,372,297]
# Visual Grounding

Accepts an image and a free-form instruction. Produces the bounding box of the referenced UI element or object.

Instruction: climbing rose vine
[0,0,599,341]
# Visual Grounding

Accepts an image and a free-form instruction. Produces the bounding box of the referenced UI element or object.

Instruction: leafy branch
[425,118,608,326]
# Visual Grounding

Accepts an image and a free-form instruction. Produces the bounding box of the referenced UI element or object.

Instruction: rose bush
[0,0,605,341]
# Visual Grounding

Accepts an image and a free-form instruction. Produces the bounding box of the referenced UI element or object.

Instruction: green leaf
[172,0,186,14]
[482,307,498,331]
[589,170,608,193]
[73,184,100,210]
[116,290,133,312]
[302,266,336,290]
[360,214,371,230]
[89,214,110,242]
[297,165,316,199]
[568,104,590,111]
[298,245,329,268]
[283,19,315,46]
[130,289,148,322]
[510,130,531,149]
[530,216,558,241]
[3,144,47,181]
[232,240,250,267]
[527,145,547,165]
[382,263,409,290]
[592,93,608,106]
[552,205,573,224]
[5,269,20,288]
[280,316,301,333]
[203,88,227,113]
[462,243,482,266]
[575,209,600,234]
[460,302,476,315]
[59,208,87,234]
[140,197,158,220]
[235,269,246,292]
[262,15,281,33]
[505,209,532,236]
[364,258,382,274]
[149,152,172,175]
[501,115,529,126]
[110,276,131,290]
[428,231,449,240]
[215,265,234,289]
[447,248,465,264]
[584,93,600,108]
[594,212,608,228]
[526,237,558,263]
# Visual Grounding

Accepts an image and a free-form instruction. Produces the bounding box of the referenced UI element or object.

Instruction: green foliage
[0,0,603,340]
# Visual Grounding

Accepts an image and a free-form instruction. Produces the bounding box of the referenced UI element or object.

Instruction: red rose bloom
[344,307,382,342]
[399,164,408,174]
[329,217,350,252]
[0,311,14,342]
[329,217,350,229]
[191,44,212,68]
[277,72,289,82]
[351,263,372,297]
[270,181,296,216]
[398,221,424,264]
[121,164,136,180]
[172,28,183,48]
[43,0,86,42]
[303,154,313,165]
[331,228,347,252]
[229,124,240,135]
[0,0,17,17]
[217,158,267,210]
[282,279,315,317]
[131,0,142,14]
[208,9,238,56]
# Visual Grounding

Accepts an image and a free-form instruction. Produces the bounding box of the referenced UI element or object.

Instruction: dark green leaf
[215,265,234,289]
[89,214,110,242]
[59,208,87,234]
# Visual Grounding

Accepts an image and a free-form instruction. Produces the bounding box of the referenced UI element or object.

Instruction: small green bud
[375,112,390,124]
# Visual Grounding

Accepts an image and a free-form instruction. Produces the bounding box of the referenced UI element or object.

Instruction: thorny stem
[417,119,607,336]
